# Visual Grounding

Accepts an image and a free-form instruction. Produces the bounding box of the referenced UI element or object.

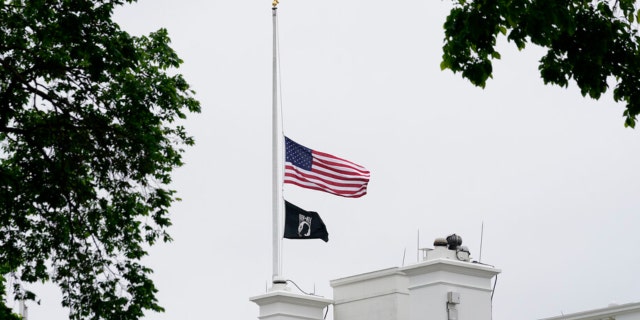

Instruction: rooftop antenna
[416,229,420,263]
[402,247,406,266]
[479,221,484,262]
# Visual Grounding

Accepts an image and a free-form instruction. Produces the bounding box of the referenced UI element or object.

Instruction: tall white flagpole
[271,0,286,288]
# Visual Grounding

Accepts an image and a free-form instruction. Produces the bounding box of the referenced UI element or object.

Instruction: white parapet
[330,267,409,320]
[401,258,500,320]
[329,249,500,320]
[250,289,333,320]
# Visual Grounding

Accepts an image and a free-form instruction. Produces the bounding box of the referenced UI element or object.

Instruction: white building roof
[539,301,640,320]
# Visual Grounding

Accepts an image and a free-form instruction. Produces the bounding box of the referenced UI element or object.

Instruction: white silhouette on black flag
[283,200,329,242]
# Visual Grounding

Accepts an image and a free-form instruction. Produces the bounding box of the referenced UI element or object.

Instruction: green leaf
[625,117,636,128]
[440,59,451,70]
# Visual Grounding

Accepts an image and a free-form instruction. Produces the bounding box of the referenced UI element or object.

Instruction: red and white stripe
[285,150,370,198]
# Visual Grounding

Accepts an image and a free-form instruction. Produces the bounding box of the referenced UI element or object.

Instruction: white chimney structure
[330,234,500,320]
[330,267,409,320]
[250,284,333,320]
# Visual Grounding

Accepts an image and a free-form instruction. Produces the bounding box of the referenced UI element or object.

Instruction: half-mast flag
[284,200,329,242]
[284,136,370,198]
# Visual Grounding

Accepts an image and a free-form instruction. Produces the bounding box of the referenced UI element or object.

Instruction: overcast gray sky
[12,0,640,319]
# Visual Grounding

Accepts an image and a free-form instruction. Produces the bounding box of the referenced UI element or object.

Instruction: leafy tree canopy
[0,0,200,318]
[441,0,640,127]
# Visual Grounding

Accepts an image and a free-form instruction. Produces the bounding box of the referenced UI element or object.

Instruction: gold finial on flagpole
[272,0,279,7]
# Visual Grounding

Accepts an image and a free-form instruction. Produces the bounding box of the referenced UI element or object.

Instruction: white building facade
[251,234,639,320]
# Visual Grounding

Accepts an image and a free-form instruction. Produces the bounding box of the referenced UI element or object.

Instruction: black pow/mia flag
[284,201,329,242]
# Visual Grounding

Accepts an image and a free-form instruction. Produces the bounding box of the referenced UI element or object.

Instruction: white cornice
[330,267,403,288]
[400,258,501,278]
[250,290,333,308]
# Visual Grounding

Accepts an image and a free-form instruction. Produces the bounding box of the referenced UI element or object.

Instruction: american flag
[284,136,370,198]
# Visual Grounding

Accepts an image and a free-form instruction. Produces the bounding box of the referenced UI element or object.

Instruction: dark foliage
[0,1,200,318]
[442,0,640,127]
